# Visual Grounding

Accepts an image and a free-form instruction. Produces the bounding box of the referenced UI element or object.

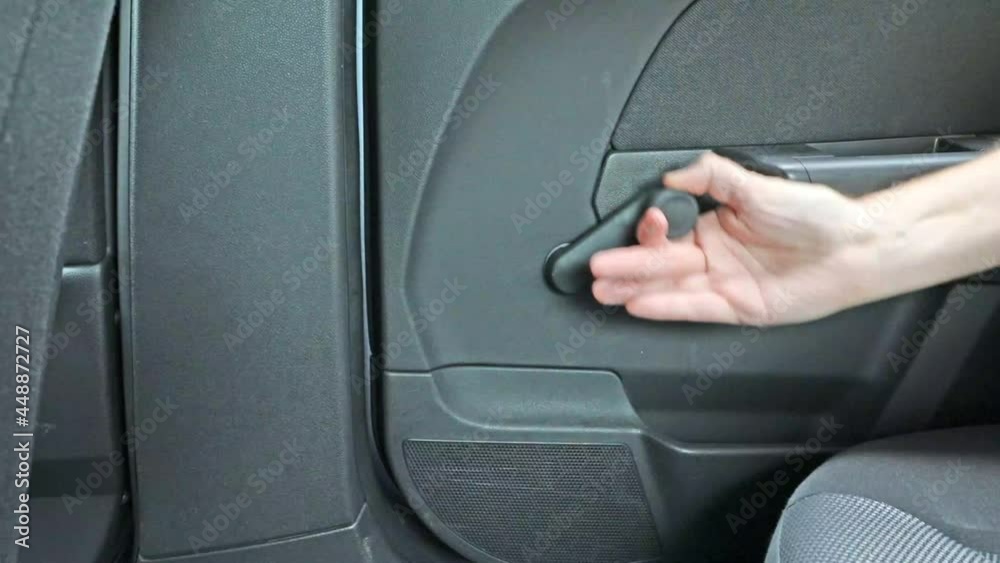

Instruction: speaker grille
[403,440,661,563]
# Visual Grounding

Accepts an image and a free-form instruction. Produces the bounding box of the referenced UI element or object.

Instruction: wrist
[843,167,993,307]
[838,191,909,308]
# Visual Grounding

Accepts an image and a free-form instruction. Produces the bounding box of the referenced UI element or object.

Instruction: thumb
[636,207,669,247]
[663,152,759,209]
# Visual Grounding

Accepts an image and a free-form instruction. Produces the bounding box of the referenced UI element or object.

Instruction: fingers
[591,207,706,306]
[591,278,642,305]
[593,276,743,324]
[590,186,729,322]
[624,291,741,324]
[635,207,668,247]
[591,277,677,305]
[663,152,758,208]
[590,243,706,281]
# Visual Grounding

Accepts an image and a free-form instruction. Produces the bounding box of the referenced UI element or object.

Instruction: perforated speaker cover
[403,440,661,563]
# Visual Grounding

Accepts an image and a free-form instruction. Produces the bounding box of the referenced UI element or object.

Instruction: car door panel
[121,0,368,560]
[29,52,128,563]
[371,1,1000,562]
[19,1,1000,562]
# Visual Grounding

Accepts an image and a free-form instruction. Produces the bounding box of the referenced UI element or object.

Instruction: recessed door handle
[544,187,699,295]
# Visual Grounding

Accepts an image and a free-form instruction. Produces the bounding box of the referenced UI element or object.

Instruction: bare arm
[852,149,1000,307]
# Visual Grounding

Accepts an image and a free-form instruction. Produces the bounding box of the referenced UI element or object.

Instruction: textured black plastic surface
[613,0,1000,150]
[124,0,364,558]
[0,3,117,562]
[21,496,127,563]
[38,59,121,468]
[62,94,109,265]
[940,136,1000,153]
[593,150,704,218]
[37,266,122,464]
[31,56,127,563]
[404,440,661,563]
[29,265,127,563]
[719,147,977,196]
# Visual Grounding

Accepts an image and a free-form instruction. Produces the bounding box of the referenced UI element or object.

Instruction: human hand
[589,153,876,325]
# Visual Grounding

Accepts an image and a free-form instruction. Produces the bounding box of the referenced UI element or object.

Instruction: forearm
[849,149,1000,306]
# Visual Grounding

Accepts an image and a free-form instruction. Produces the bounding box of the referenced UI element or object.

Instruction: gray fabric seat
[767,425,1000,562]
